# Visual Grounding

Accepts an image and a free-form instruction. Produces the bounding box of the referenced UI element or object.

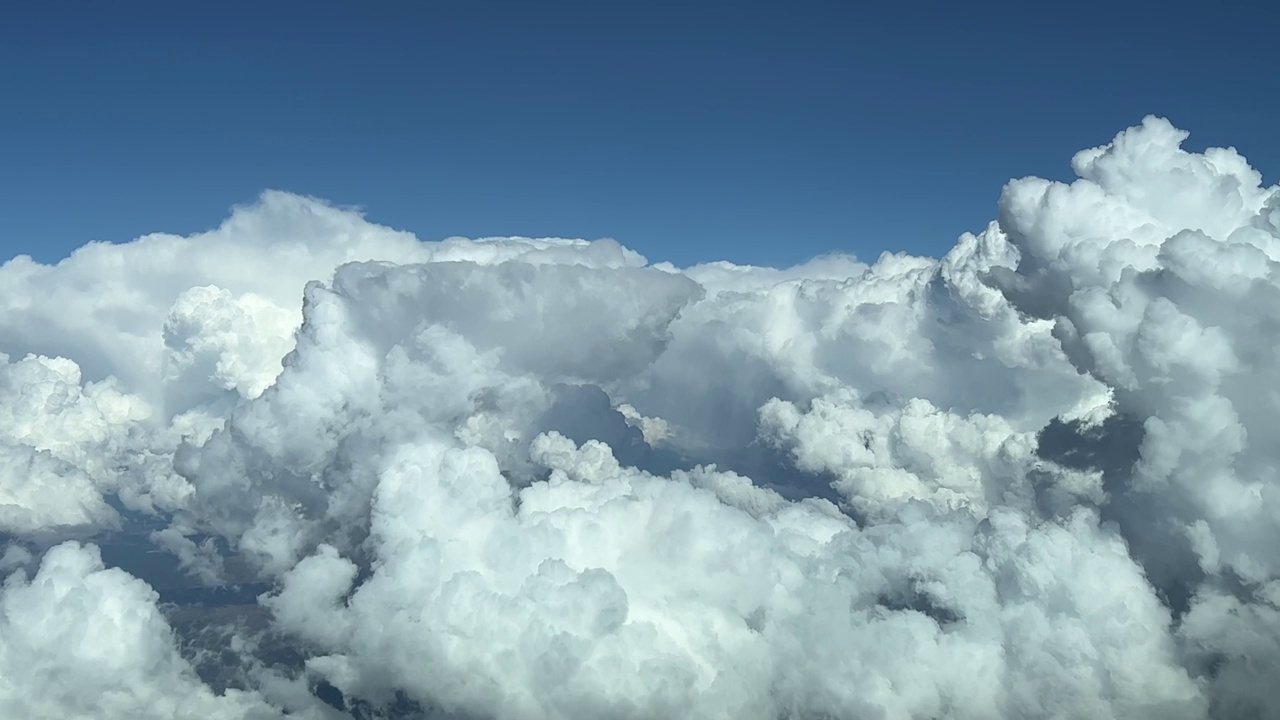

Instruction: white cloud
[0,117,1276,718]
[0,541,325,719]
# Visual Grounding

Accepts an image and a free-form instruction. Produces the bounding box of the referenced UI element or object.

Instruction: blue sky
[1,0,1273,268]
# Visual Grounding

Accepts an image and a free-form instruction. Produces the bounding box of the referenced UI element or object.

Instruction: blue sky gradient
[1,0,1273,267]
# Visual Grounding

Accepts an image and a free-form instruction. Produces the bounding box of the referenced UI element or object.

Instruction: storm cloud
[2,117,1277,719]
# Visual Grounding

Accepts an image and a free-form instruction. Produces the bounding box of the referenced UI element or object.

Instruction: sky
[0,0,1275,267]
[5,3,1280,716]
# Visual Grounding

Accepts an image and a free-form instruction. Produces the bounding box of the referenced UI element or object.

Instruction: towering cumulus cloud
[1,116,1277,719]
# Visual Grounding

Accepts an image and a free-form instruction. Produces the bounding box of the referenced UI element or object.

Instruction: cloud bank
[1,116,1278,719]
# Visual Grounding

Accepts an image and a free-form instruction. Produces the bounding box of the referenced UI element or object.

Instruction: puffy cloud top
[1,117,1278,719]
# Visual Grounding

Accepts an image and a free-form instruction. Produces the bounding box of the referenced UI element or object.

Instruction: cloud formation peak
[2,117,1278,719]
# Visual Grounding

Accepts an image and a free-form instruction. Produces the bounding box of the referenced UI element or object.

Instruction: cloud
[0,116,1277,718]
[0,541,327,719]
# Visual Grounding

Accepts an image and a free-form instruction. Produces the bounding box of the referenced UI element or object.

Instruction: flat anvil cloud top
[1,116,1279,719]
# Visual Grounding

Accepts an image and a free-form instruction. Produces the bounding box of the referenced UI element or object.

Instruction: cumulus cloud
[0,116,1277,718]
[0,541,329,719]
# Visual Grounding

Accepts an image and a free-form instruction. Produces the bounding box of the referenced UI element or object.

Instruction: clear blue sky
[1,0,1274,267]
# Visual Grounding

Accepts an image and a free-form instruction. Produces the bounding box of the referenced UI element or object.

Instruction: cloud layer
[2,116,1278,719]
